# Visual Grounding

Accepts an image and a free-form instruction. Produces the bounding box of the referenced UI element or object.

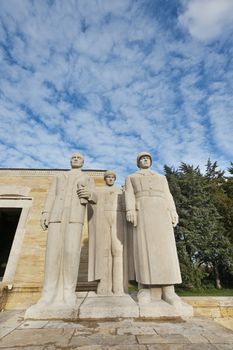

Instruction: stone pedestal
[139,299,180,319]
[24,292,193,320]
[138,299,193,318]
[79,293,139,319]
[24,293,86,320]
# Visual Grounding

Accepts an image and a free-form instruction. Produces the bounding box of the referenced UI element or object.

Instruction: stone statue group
[25,152,193,319]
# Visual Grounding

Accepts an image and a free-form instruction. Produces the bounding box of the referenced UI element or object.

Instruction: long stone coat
[39,170,97,305]
[125,169,182,285]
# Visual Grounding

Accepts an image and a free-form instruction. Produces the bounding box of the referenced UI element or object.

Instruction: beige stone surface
[138,300,180,319]
[183,297,233,319]
[79,293,139,318]
[137,334,191,344]
[1,311,233,349]
[0,328,74,348]
[0,168,105,309]
[213,318,233,332]
[117,326,156,335]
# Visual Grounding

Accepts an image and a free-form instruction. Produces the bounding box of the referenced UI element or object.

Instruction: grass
[128,283,233,296]
[176,288,233,297]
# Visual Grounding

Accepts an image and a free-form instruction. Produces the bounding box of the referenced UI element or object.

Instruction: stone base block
[24,295,85,320]
[79,293,139,319]
[24,292,193,320]
[139,300,180,319]
[139,299,193,319]
[25,306,79,320]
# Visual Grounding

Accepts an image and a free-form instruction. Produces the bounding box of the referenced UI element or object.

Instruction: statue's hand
[41,212,49,231]
[170,211,179,227]
[77,185,90,200]
[126,210,137,227]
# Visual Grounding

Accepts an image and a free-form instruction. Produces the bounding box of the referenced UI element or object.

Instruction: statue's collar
[64,169,82,177]
[69,168,82,173]
[137,169,155,176]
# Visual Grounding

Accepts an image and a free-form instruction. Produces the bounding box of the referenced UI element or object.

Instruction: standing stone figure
[125,152,182,307]
[88,170,127,295]
[27,153,97,314]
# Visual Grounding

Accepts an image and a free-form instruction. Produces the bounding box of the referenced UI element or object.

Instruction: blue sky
[0,0,233,184]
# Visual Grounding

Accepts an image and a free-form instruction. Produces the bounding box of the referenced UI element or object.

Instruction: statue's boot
[97,280,113,295]
[162,285,182,307]
[162,285,193,317]
[63,291,77,308]
[113,257,124,295]
[137,288,151,304]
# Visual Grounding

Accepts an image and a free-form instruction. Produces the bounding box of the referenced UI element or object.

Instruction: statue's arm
[163,176,178,227]
[87,177,97,204]
[125,176,137,227]
[40,176,57,230]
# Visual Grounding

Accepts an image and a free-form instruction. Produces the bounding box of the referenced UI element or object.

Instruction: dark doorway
[0,208,22,280]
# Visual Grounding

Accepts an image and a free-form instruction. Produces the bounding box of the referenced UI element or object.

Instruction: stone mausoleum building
[0,167,105,310]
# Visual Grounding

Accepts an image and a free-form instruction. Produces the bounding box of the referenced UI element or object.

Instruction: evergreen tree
[165,161,233,289]
[165,164,207,288]
[204,160,233,287]
[223,163,233,244]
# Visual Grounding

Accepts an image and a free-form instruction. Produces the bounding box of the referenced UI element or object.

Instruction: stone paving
[0,311,233,349]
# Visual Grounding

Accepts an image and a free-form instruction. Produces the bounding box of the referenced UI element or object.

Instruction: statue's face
[70,154,84,169]
[105,174,116,186]
[139,155,151,169]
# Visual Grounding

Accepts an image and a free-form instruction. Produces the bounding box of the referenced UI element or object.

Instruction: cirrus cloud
[0,0,232,184]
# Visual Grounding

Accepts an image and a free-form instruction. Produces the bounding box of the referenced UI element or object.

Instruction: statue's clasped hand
[77,184,90,200]
[126,209,137,227]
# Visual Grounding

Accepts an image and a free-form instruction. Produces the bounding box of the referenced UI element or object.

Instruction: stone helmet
[104,170,117,180]
[137,152,152,168]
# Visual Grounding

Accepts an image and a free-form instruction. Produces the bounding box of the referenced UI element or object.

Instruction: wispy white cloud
[179,0,233,42]
[0,0,232,184]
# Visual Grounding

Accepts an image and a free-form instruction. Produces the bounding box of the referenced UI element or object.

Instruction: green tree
[165,161,233,289]
[165,164,207,288]
[204,160,233,287]
[223,163,233,244]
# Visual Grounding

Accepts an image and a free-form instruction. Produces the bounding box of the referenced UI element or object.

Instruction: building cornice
[0,168,106,177]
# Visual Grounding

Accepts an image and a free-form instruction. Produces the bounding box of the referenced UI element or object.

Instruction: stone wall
[0,169,105,309]
[183,296,233,330]
[183,296,233,318]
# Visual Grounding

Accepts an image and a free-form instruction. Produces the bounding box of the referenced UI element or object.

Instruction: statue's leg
[39,223,63,305]
[137,284,151,304]
[97,245,113,295]
[162,285,181,306]
[63,222,83,306]
[111,220,124,295]
[96,220,112,295]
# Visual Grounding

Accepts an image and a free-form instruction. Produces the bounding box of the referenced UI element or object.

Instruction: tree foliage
[165,160,233,290]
